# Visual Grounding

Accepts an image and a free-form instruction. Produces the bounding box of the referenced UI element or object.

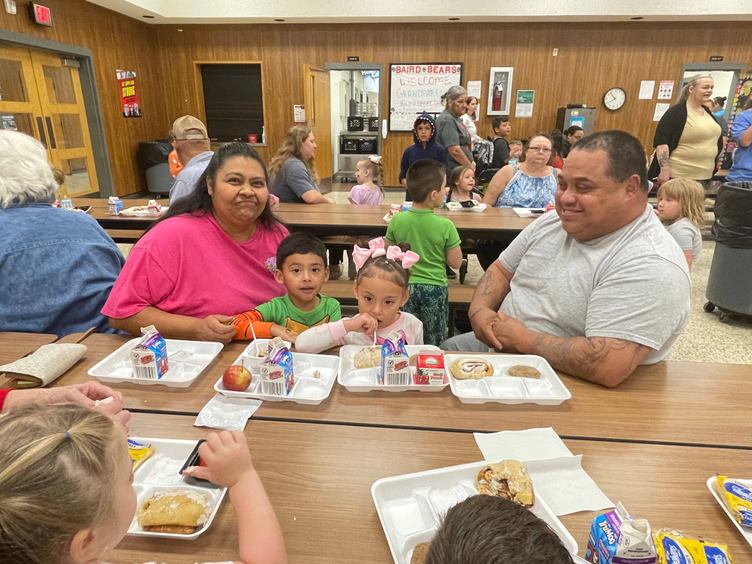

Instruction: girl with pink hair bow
[295,238,424,352]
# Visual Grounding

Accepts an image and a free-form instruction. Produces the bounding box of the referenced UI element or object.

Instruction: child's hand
[270,324,298,343]
[344,313,378,336]
[182,431,255,488]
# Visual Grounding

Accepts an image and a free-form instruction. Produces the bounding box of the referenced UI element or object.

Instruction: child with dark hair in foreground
[423,495,573,564]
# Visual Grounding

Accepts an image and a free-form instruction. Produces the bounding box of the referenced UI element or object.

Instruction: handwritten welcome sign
[389,63,463,131]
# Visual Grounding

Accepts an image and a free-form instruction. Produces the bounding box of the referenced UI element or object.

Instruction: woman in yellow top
[649,74,723,187]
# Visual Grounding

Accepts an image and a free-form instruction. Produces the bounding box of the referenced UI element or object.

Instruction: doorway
[325,64,382,184]
[0,42,104,195]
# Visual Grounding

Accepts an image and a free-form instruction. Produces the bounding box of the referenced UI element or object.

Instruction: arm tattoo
[531,334,647,381]
[656,147,669,168]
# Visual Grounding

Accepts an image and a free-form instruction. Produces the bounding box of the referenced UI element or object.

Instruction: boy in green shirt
[232,232,341,343]
[386,160,463,345]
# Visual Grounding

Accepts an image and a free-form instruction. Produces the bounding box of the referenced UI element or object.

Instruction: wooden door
[30,50,99,194]
[303,64,332,180]
[0,45,47,148]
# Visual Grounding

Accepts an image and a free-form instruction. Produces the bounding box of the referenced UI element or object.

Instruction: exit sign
[30,3,53,26]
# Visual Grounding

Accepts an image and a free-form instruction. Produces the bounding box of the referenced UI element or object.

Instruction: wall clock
[603,87,626,111]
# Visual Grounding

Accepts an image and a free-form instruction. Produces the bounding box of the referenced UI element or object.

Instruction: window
[200,64,264,142]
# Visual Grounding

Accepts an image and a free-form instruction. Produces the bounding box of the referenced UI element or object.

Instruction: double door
[0,45,98,195]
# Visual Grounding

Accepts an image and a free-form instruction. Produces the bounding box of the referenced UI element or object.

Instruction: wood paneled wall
[0,0,167,196]
[154,21,751,186]
[3,4,751,191]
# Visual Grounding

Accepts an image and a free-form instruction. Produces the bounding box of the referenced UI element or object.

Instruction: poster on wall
[515,90,535,118]
[116,69,142,118]
[389,63,463,131]
[487,67,513,116]
[657,80,674,100]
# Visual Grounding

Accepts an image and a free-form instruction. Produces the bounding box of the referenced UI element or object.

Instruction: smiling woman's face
[208,155,269,237]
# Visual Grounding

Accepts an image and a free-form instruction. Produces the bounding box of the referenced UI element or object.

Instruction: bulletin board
[389,63,463,131]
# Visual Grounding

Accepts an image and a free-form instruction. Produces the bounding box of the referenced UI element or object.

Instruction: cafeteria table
[0,332,57,365]
[113,412,752,564]
[51,333,752,450]
[73,198,533,242]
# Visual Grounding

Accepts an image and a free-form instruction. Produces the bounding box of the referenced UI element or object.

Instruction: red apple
[222,364,252,391]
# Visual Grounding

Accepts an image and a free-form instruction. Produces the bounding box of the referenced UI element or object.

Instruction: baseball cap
[171,115,208,140]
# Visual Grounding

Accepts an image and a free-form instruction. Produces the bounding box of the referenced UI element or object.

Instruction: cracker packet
[259,337,295,396]
[130,325,168,380]
[380,331,410,386]
[716,475,752,527]
[585,503,657,564]
[654,530,732,564]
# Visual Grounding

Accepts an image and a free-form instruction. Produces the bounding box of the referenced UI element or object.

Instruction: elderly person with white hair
[0,130,124,336]
[435,85,475,171]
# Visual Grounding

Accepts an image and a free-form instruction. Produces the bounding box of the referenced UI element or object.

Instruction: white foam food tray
[372,458,578,564]
[214,345,338,405]
[706,476,752,549]
[88,338,223,388]
[129,437,226,540]
[445,354,571,405]
[338,344,447,393]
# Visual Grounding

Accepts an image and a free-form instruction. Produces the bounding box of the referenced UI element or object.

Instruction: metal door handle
[36,116,47,148]
[45,116,57,149]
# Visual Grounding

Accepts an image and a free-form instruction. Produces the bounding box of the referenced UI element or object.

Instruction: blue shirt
[0,204,125,336]
[727,109,752,182]
[169,151,214,203]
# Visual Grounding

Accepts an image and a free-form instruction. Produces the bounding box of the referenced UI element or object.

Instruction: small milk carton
[260,338,295,396]
[380,332,410,386]
[129,325,168,379]
[585,503,657,564]
[108,196,123,215]
[415,351,446,385]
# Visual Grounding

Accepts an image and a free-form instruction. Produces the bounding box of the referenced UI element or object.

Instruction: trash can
[138,141,174,194]
[704,181,752,321]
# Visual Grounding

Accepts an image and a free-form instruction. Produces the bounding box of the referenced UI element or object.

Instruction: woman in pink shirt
[103,143,288,343]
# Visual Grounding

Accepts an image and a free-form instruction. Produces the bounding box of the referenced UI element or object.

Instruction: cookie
[506,364,541,378]
[411,542,430,564]
[476,459,534,507]
[450,358,494,380]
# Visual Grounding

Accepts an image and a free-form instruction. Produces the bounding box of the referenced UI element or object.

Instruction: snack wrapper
[130,325,168,379]
[585,503,657,564]
[128,438,154,471]
[415,351,445,385]
[260,337,295,395]
[716,475,752,528]
[380,331,410,386]
[383,203,401,223]
[654,530,732,564]
[147,199,162,213]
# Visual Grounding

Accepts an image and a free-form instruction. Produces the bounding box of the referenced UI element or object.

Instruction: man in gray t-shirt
[443,131,691,387]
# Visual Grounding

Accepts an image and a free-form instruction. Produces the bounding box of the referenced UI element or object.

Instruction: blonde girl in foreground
[0,404,286,564]
[655,177,706,270]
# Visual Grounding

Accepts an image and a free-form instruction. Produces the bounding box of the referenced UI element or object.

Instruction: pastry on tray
[411,541,430,564]
[137,490,211,534]
[449,358,494,380]
[476,459,534,507]
[353,346,381,369]
[506,364,542,378]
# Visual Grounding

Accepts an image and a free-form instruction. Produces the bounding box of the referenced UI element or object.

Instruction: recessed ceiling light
[177,28,183,32]
[630,16,644,20]
[274,18,286,22]
[448,17,460,21]
[142,15,154,19]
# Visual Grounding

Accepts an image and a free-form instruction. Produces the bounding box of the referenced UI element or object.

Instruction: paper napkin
[194,394,262,431]
[474,427,613,516]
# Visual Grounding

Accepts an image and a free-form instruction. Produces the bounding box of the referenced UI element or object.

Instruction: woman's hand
[182,431,255,488]
[4,382,131,427]
[195,315,237,343]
